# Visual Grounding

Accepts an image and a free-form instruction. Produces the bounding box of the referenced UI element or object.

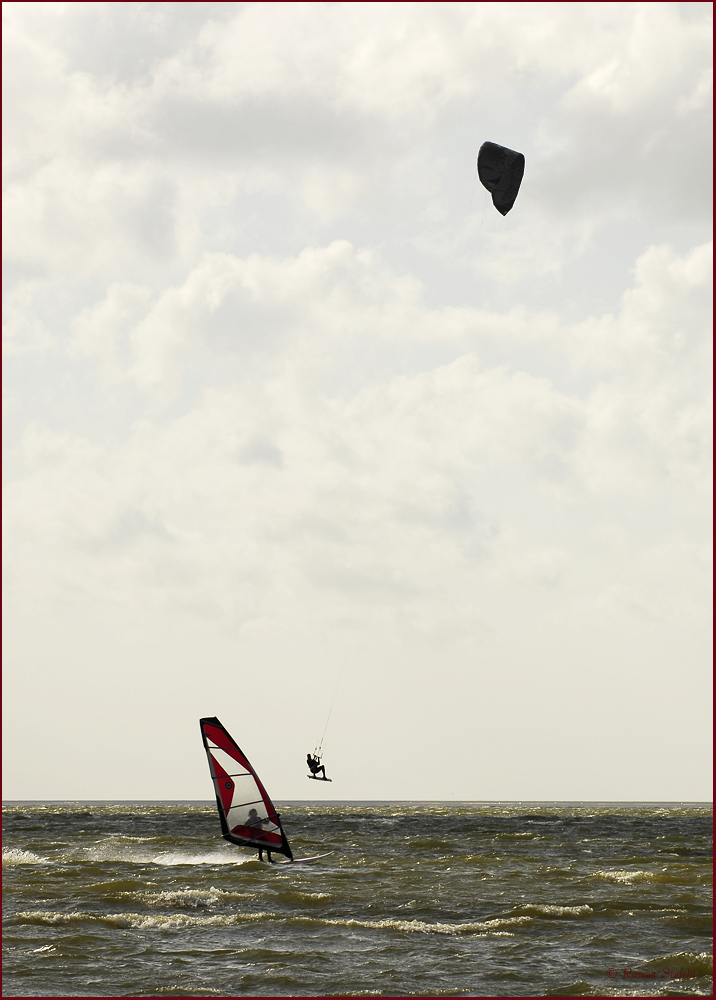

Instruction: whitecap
[518,904,593,918]
[594,869,658,884]
[140,888,239,908]
[12,909,531,937]
[321,914,533,936]
[13,909,276,930]
[151,852,248,866]
[2,848,50,865]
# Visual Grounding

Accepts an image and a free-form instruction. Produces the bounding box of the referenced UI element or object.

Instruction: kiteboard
[272,852,333,865]
[307,774,332,782]
[200,717,331,864]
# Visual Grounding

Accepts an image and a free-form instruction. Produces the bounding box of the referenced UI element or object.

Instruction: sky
[2,1,712,802]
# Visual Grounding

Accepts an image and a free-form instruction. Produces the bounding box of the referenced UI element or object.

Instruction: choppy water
[2,802,712,998]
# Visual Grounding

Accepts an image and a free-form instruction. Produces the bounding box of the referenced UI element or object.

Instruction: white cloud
[71,282,151,381]
[3,2,711,288]
[5,239,709,634]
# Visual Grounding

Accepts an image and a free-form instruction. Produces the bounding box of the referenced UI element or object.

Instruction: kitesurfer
[246,807,273,862]
[307,753,328,780]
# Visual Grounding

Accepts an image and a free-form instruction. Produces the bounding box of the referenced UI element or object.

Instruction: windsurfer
[307,753,328,779]
[246,808,272,862]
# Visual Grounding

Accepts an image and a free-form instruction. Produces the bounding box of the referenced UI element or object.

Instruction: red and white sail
[199,717,292,859]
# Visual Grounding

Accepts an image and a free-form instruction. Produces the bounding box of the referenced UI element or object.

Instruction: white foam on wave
[594,868,661,884]
[12,909,532,937]
[151,851,250,866]
[13,909,275,930]
[80,844,247,866]
[323,915,532,936]
[105,836,164,844]
[518,904,593,919]
[2,848,50,865]
[138,887,251,908]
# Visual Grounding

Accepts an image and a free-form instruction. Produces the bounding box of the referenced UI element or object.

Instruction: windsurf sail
[199,717,293,860]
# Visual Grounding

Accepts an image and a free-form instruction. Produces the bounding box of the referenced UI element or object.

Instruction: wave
[639,952,713,977]
[102,835,167,844]
[135,887,252,909]
[4,842,251,868]
[11,909,277,930]
[79,845,248,866]
[274,890,333,904]
[2,848,50,865]
[10,909,533,936]
[516,904,593,919]
[323,914,532,935]
[115,886,332,910]
[150,851,250,866]
[593,868,662,884]
[2,803,214,817]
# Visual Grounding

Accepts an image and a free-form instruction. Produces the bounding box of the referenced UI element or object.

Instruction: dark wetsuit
[246,810,272,862]
[307,754,327,779]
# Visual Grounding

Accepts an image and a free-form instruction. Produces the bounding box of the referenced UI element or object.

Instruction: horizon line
[3,799,712,806]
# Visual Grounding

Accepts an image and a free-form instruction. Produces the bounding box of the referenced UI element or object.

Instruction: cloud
[4,239,710,640]
[3,2,711,291]
[71,282,151,382]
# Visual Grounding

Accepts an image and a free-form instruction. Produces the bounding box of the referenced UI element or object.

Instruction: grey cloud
[528,101,712,224]
[84,507,173,552]
[237,435,284,468]
[151,95,384,164]
[44,2,240,86]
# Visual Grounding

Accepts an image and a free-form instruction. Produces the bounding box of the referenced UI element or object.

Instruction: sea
[2,802,712,998]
